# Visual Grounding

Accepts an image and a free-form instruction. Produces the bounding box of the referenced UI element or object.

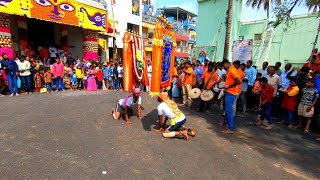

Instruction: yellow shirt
[76,69,84,78]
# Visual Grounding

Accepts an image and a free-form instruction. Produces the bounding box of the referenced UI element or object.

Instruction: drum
[188,88,201,100]
[201,90,214,102]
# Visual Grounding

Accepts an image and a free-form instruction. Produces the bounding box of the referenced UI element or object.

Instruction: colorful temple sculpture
[122,30,149,92]
[149,14,176,96]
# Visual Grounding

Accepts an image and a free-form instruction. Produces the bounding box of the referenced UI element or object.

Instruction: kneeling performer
[112,88,142,125]
[157,92,195,141]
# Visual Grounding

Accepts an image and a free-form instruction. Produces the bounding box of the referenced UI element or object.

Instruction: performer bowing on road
[156,92,196,141]
[112,88,143,125]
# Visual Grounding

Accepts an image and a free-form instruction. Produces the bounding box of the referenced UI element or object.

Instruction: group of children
[36,61,124,93]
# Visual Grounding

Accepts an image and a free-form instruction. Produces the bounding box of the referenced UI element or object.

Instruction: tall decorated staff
[150,14,176,97]
[122,30,149,92]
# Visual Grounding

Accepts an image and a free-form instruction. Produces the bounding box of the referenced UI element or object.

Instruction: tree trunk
[223,0,233,60]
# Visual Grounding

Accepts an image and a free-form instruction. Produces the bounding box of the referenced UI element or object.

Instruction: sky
[153,0,312,22]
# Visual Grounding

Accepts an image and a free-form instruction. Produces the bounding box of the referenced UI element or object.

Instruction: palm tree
[246,0,282,20]
[223,0,233,59]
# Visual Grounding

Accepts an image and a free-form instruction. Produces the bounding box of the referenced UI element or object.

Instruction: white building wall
[67,26,83,60]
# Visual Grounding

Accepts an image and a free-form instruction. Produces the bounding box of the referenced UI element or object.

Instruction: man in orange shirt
[220,59,241,134]
[232,61,244,115]
[197,62,216,112]
[182,60,194,107]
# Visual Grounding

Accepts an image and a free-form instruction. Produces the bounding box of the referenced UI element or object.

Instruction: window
[254,33,262,41]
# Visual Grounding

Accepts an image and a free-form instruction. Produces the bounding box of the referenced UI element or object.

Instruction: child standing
[44,69,53,93]
[96,68,104,90]
[252,73,262,111]
[281,78,299,128]
[76,65,84,90]
[34,71,43,92]
[71,69,77,90]
[83,67,88,91]
[296,78,319,133]
[256,77,274,130]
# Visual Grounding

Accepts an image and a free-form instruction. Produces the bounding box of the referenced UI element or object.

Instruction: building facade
[0,0,116,62]
[197,0,320,67]
[160,7,198,62]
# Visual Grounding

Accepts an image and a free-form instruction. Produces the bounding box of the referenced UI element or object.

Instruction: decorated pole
[150,14,176,97]
[122,30,133,92]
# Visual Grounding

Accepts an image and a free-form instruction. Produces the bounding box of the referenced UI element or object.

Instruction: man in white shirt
[49,46,57,64]
[146,60,152,92]
[258,61,268,77]
[117,63,124,90]
[112,88,143,125]
[16,56,32,94]
[266,66,282,97]
[155,92,196,141]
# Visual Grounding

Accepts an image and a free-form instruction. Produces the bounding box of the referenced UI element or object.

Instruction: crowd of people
[0,53,125,96]
[165,54,320,138]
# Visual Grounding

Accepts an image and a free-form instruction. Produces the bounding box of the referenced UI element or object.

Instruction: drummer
[197,62,218,112]
[111,88,143,125]
[156,92,192,141]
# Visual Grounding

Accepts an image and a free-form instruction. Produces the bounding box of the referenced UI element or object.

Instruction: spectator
[44,69,53,93]
[296,78,318,133]
[281,77,299,128]
[16,56,32,94]
[118,63,124,90]
[245,60,257,109]
[53,58,65,91]
[0,53,19,96]
[220,59,241,134]
[194,60,203,87]
[233,60,244,115]
[256,77,274,130]
[239,63,248,113]
[146,60,152,92]
[66,53,76,67]
[96,68,104,90]
[266,66,282,97]
[258,61,269,77]
[313,70,320,123]
[275,62,282,76]
[76,65,84,90]
[182,60,194,107]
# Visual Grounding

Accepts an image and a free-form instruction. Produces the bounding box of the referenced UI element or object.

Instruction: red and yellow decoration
[122,30,149,92]
[150,15,176,97]
[83,29,98,61]
[0,13,13,58]
[0,0,109,32]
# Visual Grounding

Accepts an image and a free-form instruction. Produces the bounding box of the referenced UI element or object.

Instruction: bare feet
[126,120,132,125]
[218,122,227,126]
[182,130,189,141]
[304,129,309,133]
[222,129,234,134]
[15,93,19,96]
[188,127,196,137]
[316,138,320,141]
[10,94,14,97]
[266,125,273,130]
[255,121,263,126]
[288,124,294,128]
[294,125,302,129]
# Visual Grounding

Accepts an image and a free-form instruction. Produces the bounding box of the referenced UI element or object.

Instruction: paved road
[0,91,319,179]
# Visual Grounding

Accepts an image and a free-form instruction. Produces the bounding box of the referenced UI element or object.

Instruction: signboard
[191,46,216,64]
[142,14,157,25]
[0,0,109,32]
[75,0,108,11]
[232,39,253,64]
